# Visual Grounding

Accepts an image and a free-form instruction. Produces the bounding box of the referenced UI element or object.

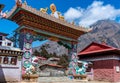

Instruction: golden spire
[50,3,57,14]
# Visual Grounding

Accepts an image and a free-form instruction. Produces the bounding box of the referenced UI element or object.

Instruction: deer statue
[40,8,48,14]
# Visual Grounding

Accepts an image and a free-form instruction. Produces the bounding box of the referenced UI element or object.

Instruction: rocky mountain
[33,40,68,56]
[77,20,120,52]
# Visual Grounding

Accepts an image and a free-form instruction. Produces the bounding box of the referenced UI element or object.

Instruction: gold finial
[50,3,57,14]
[50,3,64,21]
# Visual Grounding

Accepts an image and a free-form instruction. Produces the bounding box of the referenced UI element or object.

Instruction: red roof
[37,56,47,60]
[47,64,64,68]
[78,42,118,56]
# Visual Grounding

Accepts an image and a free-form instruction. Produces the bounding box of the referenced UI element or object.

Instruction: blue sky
[0,0,120,47]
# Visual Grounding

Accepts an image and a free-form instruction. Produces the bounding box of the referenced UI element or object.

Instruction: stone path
[20,77,118,83]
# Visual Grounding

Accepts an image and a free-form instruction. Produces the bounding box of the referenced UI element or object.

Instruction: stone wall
[0,61,21,82]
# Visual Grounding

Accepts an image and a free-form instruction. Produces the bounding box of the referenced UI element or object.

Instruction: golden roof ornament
[50,4,64,21]
[50,3,56,14]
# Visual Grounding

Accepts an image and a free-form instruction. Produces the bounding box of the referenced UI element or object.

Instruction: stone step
[38,77,72,82]
[38,76,88,83]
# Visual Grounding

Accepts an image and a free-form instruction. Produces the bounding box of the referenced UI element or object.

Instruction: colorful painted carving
[23,60,32,68]
[31,56,39,66]
[23,56,38,75]
[76,61,88,75]
[24,42,31,50]
[22,32,33,75]
[23,51,31,59]
[68,52,88,79]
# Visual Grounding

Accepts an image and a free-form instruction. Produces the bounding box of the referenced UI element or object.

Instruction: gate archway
[6,0,90,79]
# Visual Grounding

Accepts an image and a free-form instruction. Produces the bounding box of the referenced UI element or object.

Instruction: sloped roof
[0,32,8,36]
[37,56,47,60]
[78,42,118,56]
[0,46,22,52]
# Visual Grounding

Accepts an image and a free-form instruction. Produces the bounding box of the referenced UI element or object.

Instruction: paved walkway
[20,77,119,83]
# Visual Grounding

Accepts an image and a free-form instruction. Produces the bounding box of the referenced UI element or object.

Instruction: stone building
[39,57,66,77]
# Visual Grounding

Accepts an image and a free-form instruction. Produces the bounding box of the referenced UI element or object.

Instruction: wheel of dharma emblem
[23,60,32,68]
[24,42,31,50]
[24,51,31,59]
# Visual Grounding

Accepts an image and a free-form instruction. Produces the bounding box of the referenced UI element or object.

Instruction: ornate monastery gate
[6,0,89,80]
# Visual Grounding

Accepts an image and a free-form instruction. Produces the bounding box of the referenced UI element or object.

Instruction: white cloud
[64,1,120,27]
[64,7,83,21]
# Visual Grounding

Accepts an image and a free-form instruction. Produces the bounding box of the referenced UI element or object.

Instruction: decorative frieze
[0,49,23,56]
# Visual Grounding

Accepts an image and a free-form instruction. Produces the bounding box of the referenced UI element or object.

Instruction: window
[7,43,11,46]
[3,57,8,64]
[10,57,17,65]
[0,36,2,40]
[0,42,2,46]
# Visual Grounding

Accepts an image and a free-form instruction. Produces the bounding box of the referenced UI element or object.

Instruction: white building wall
[4,39,13,47]
[0,34,22,82]
[0,61,22,82]
[0,35,13,47]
